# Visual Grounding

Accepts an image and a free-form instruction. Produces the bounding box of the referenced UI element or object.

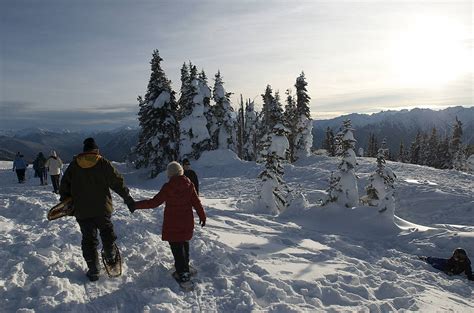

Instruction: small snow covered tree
[323,119,359,208]
[134,50,179,177]
[178,62,212,160]
[361,142,397,215]
[242,99,259,161]
[212,71,237,151]
[293,72,313,160]
[254,124,291,214]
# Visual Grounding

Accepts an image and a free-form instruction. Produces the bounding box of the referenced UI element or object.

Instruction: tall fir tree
[134,50,179,177]
[438,135,451,169]
[409,131,422,164]
[323,127,336,156]
[398,141,406,163]
[243,99,259,161]
[212,71,236,151]
[258,85,284,160]
[283,89,298,162]
[178,62,212,160]
[450,117,466,170]
[293,72,313,160]
[427,127,439,167]
[236,94,245,159]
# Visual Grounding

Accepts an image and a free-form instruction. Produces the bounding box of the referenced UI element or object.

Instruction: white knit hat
[167,161,184,177]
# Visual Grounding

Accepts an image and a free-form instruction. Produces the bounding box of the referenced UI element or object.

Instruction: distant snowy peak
[315,106,473,130]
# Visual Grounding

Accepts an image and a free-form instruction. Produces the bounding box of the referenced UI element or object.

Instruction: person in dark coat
[59,137,135,281]
[33,152,48,185]
[419,248,473,281]
[134,161,206,283]
[182,158,199,195]
[12,153,28,183]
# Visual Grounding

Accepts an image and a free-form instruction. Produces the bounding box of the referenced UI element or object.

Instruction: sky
[0,0,472,130]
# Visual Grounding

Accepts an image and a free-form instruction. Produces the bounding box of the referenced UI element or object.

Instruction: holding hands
[124,196,136,213]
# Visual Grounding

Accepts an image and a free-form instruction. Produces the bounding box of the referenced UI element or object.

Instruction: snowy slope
[0,152,473,312]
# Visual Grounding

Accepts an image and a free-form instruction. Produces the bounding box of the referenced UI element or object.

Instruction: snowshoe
[101,243,122,277]
[172,271,195,291]
[47,198,74,220]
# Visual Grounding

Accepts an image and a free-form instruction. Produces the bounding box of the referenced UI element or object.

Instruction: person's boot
[86,258,100,281]
[103,244,118,265]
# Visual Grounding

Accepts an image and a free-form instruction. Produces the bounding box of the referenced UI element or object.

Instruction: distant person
[46,150,63,193]
[419,248,473,281]
[133,161,206,284]
[182,158,199,195]
[59,137,135,281]
[33,152,48,185]
[12,152,28,183]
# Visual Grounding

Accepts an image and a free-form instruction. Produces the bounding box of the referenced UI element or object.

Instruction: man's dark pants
[77,215,117,265]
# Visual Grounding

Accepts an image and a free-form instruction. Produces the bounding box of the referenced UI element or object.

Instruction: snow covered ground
[0,151,473,312]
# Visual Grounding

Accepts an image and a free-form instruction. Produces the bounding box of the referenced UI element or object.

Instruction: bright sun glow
[390,16,471,88]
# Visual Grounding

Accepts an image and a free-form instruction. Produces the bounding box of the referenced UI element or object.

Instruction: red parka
[135,175,206,242]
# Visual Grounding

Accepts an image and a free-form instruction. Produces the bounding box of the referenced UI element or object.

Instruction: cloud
[0,101,138,130]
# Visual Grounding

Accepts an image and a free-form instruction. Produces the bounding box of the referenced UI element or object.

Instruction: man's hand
[199,219,206,227]
[125,196,136,213]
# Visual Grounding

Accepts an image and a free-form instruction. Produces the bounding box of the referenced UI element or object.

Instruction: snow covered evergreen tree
[260,85,283,135]
[254,124,291,214]
[426,127,439,168]
[178,62,212,160]
[438,135,451,169]
[257,85,284,161]
[212,71,236,151]
[134,50,179,177]
[242,99,258,161]
[398,141,406,163]
[361,143,397,215]
[409,131,422,164]
[450,117,467,170]
[323,119,359,208]
[367,133,379,158]
[323,127,336,156]
[293,72,313,160]
[283,89,298,162]
[236,94,245,159]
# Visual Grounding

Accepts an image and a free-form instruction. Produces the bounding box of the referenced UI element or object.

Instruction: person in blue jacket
[419,248,473,281]
[12,152,28,183]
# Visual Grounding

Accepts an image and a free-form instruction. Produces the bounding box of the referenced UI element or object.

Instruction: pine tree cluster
[134,51,314,177]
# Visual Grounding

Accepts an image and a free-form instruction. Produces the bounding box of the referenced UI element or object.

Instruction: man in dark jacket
[59,137,135,281]
[182,158,199,195]
[419,248,473,281]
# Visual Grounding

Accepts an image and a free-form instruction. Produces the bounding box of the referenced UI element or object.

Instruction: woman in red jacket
[134,161,206,283]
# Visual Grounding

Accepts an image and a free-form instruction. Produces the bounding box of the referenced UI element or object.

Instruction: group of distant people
[12,150,63,193]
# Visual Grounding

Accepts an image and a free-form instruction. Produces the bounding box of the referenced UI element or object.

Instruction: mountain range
[312,106,474,155]
[1,106,472,162]
[0,126,138,162]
